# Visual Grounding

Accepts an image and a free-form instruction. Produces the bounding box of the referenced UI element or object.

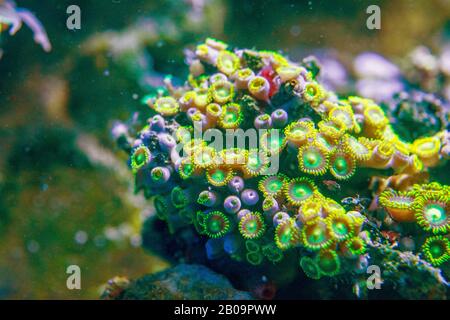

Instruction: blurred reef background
[0,0,450,299]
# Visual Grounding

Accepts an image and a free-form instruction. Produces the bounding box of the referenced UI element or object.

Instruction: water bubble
[130,235,142,247]
[104,226,120,241]
[94,235,107,247]
[75,230,88,245]
[290,25,301,37]
[27,240,40,253]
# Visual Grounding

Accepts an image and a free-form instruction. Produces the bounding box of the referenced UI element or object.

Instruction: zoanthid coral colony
[121,38,449,282]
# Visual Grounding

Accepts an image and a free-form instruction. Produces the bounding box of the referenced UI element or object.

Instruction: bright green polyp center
[134,151,147,166]
[182,163,193,175]
[291,183,312,200]
[225,112,237,122]
[430,243,444,258]
[303,150,322,169]
[206,214,227,234]
[333,157,348,175]
[208,219,221,233]
[308,227,326,244]
[245,220,258,233]
[211,170,225,182]
[268,179,283,193]
[152,169,163,181]
[306,85,317,97]
[424,204,446,225]
[280,229,292,244]
[333,221,348,236]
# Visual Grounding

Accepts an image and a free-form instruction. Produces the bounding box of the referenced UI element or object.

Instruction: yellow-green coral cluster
[380,182,449,266]
[130,38,450,280]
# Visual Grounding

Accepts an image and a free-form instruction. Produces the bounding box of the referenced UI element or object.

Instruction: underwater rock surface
[108,264,253,300]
